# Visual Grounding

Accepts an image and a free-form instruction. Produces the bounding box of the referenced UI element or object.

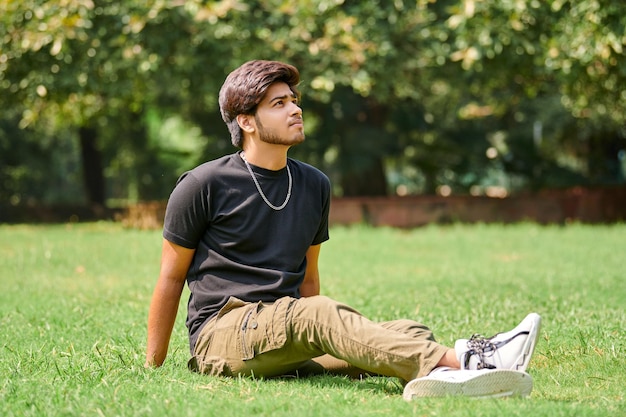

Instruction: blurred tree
[1,0,624,208]
[426,0,626,190]
[1,0,156,205]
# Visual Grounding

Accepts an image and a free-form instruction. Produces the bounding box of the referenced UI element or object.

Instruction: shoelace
[465,334,498,370]
[464,330,530,370]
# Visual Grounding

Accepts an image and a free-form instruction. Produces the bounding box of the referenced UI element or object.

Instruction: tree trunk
[79,126,106,206]
[587,129,626,185]
[341,157,388,196]
[338,96,390,197]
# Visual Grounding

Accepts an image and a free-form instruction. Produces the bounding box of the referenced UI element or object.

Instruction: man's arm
[145,239,195,367]
[299,244,321,297]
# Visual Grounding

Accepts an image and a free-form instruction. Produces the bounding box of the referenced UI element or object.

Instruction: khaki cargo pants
[189,295,448,382]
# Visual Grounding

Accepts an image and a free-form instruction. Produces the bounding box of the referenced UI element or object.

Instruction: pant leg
[285,296,448,381]
[298,319,441,378]
[191,295,448,382]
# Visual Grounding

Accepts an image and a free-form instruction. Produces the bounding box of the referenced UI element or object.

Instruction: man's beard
[255,114,305,145]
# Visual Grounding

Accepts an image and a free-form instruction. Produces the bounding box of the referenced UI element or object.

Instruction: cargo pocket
[241,297,293,361]
[190,327,231,376]
[191,297,251,376]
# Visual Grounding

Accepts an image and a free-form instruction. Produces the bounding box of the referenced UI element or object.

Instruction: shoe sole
[515,313,542,372]
[403,369,533,400]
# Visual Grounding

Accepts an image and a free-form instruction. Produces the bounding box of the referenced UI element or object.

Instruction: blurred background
[1,0,625,223]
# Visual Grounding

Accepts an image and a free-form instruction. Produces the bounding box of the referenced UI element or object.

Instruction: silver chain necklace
[240,153,292,211]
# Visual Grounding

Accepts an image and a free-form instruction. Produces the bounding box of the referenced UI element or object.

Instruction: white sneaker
[456,313,541,371]
[403,367,533,400]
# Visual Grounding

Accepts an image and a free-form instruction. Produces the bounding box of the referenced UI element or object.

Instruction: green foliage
[1,0,625,203]
[0,223,624,416]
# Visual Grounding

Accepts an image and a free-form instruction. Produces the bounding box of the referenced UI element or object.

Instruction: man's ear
[236,114,256,133]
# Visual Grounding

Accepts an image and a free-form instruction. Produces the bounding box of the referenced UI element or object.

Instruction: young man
[145,60,542,399]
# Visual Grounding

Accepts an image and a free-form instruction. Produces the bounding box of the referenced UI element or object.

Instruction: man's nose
[290,102,302,116]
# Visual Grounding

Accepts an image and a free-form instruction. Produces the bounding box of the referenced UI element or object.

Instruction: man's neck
[241,142,290,171]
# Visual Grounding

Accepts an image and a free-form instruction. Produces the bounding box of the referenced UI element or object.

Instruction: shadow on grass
[270,373,404,396]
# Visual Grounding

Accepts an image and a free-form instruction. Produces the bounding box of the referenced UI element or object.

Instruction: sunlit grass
[0,222,624,416]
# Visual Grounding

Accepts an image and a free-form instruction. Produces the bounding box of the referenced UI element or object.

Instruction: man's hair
[219,60,301,148]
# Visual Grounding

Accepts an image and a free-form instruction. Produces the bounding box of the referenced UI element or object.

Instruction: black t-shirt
[162,152,331,351]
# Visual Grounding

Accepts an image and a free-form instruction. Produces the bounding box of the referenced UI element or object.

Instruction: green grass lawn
[0,222,624,416]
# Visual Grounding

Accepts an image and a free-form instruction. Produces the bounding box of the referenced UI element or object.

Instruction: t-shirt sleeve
[162,172,210,249]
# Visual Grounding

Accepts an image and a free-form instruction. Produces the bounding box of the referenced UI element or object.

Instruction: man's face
[253,82,305,146]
